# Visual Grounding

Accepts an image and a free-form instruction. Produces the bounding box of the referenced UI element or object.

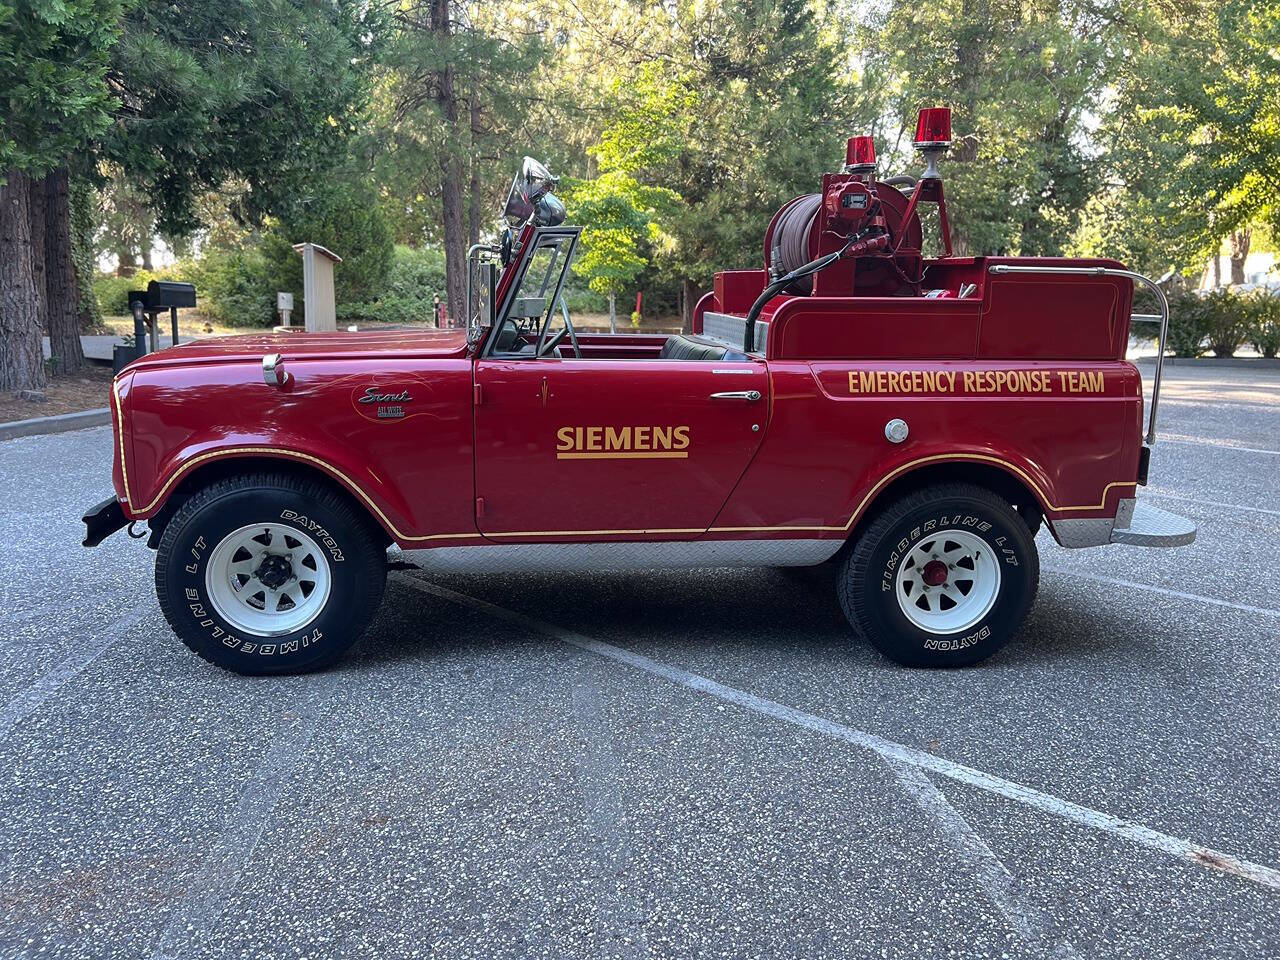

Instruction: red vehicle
[83,109,1194,674]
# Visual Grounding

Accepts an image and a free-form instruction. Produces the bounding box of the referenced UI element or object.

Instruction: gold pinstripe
[112,378,130,506]
[118,430,1129,544]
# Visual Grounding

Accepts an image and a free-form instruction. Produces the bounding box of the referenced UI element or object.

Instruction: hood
[123,327,472,370]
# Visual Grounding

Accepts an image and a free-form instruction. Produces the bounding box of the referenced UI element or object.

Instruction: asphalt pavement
[0,364,1276,959]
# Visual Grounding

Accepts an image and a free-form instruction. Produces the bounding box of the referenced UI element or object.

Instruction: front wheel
[838,483,1039,667]
[155,472,387,675]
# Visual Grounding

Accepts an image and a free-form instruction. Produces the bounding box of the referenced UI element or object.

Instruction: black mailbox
[146,280,197,308]
[123,280,199,368]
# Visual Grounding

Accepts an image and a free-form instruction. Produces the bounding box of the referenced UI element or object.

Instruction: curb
[0,407,111,441]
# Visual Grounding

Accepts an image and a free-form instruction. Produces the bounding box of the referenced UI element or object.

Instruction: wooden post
[292,243,342,332]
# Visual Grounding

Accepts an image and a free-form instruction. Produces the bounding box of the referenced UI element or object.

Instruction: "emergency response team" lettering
[847,369,1105,395]
[556,425,691,459]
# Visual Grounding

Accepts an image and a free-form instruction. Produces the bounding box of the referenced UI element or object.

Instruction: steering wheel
[538,326,570,357]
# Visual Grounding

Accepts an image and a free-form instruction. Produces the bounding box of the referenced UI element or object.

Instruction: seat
[659,334,747,362]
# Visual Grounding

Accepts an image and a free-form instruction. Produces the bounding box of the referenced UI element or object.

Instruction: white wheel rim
[205,523,332,637]
[894,529,1001,634]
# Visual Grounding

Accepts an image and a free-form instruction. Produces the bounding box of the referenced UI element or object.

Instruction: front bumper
[1109,499,1197,548]
[83,496,129,547]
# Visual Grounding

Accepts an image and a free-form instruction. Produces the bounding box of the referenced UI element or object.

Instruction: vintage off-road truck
[84,108,1195,674]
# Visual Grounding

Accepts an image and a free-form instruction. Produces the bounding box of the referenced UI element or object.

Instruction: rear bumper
[1109,499,1196,548]
[1051,498,1196,549]
[83,496,128,547]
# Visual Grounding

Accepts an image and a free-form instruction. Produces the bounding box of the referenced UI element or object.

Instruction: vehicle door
[472,229,767,541]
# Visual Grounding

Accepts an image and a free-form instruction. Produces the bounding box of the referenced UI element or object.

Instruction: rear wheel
[838,483,1039,667]
[155,472,386,675]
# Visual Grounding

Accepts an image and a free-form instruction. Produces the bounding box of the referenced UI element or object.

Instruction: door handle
[709,390,761,402]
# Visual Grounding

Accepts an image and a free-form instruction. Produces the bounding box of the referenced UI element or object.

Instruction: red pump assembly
[763,107,955,297]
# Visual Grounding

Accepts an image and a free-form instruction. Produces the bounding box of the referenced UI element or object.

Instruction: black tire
[156,472,386,675]
[838,483,1039,667]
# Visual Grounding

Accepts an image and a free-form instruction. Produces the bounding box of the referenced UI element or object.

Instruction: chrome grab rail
[987,264,1169,445]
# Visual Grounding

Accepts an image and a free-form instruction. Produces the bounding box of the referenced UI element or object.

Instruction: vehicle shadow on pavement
[357,565,1133,671]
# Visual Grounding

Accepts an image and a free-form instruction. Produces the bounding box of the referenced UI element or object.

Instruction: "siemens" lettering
[556,425,691,459]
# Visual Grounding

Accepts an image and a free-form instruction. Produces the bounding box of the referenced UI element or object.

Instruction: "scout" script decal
[556,425,691,459]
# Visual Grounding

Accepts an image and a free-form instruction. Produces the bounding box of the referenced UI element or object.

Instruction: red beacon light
[844,135,877,173]
[902,106,954,255]
[914,107,952,147]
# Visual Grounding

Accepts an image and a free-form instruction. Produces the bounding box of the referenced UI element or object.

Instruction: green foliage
[92,267,185,316]
[1095,1,1280,272]
[339,245,446,325]
[563,171,677,299]
[1162,290,1211,358]
[864,0,1116,257]
[187,248,275,328]
[587,0,866,290]
[261,181,394,322]
[562,287,609,315]
[1201,290,1250,357]
[104,0,381,236]
[1245,291,1280,358]
[1162,288,1255,358]
[0,0,123,176]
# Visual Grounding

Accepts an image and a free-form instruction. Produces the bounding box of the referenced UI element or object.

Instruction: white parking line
[1043,567,1280,618]
[571,679,652,959]
[396,575,1280,893]
[0,602,149,741]
[1155,398,1279,413]
[1160,435,1280,456]
[149,670,343,960]
[1142,490,1280,519]
[888,759,1082,958]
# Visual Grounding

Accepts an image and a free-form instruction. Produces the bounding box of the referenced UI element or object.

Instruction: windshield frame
[482,225,581,358]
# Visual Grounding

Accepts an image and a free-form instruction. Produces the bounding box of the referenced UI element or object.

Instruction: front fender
[114,358,479,546]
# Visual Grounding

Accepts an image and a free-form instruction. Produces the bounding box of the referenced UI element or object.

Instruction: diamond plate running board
[1109,500,1197,548]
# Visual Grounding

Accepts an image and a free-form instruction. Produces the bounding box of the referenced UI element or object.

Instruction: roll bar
[988,264,1170,445]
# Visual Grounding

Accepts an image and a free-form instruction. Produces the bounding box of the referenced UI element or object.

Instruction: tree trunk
[608,292,616,333]
[680,278,699,334]
[44,168,86,375]
[1228,228,1251,285]
[141,244,153,271]
[1211,250,1221,288]
[432,0,467,325]
[28,176,47,334]
[116,247,136,276]
[467,88,481,251]
[0,170,48,395]
[70,175,102,332]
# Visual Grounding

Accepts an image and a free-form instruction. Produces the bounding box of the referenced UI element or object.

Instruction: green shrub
[562,286,609,314]
[93,268,184,316]
[187,248,275,328]
[261,181,394,323]
[1162,289,1210,358]
[1200,288,1250,357]
[338,245,446,324]
[1245,290,1280,358]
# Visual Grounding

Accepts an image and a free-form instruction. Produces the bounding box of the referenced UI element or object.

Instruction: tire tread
[155,471,385,674]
